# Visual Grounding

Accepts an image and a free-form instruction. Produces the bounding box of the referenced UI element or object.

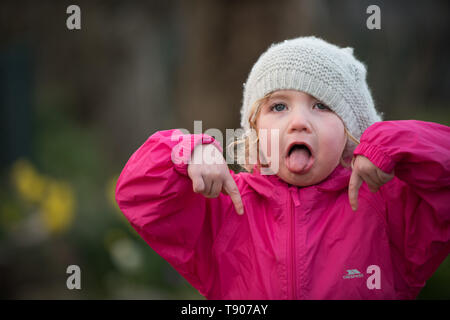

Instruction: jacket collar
[241,164,352,198]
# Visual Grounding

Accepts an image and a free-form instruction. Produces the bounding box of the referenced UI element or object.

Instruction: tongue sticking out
[287,146,310,173]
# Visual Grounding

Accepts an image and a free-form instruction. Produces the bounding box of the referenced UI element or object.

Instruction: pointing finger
[223,174,244,215]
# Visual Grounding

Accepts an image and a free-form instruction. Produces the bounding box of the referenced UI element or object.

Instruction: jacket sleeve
[115,129,236,296]
[353,120,450,293]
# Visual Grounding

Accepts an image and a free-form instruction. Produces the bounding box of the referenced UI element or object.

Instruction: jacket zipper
[289,188,298,300]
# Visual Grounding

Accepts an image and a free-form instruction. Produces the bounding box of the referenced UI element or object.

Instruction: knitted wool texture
[240,36,382,156]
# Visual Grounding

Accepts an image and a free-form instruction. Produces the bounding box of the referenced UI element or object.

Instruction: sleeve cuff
[172,134,223,176]
[353,142,395,173]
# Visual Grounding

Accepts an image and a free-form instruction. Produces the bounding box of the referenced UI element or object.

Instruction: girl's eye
[270,103,287,112]
[313,102,330,111]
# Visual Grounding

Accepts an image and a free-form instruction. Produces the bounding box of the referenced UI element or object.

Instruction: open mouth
[286,143,314,174]
[288,144,312,157]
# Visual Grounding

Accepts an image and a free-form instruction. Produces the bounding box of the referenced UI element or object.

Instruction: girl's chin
[281,163,338,187]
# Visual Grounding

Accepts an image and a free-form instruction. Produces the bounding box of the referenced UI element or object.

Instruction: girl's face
[256,90,347,186]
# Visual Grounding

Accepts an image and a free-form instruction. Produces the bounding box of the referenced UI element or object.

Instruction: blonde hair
[227,92,360,172]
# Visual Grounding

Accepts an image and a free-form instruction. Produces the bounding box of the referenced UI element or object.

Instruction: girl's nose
[287,107,312,133]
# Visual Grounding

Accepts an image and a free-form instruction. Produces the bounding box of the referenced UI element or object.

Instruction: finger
[359,171,381,193]
[348,169,363,211]
[376,168,395,184]
[223,175,244,215]
[360,166,392,191]
[351,156,356,169]
[364,166,383,186]
[353,156,382,193]
[202,175,213,196]
[192,175,205,193]
[207,179,222,198]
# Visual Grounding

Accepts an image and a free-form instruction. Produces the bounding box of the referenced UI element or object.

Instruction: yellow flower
[40,180,75,234]
[11,159,47,203]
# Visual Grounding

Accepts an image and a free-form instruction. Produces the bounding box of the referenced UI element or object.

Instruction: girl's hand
[187,144,244,215]
[348,155,394,211]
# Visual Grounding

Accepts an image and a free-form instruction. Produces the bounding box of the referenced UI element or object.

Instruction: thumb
[222,174,244,215]
[348,169,363,211]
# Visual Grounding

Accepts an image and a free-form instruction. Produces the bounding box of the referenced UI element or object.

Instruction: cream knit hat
[240,36,382,156]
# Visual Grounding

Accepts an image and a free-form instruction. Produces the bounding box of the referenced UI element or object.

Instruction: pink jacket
[115,120,450,299]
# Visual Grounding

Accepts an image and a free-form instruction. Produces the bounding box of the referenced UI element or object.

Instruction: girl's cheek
[320,119,345,151]
[258,131,271,158]
[258,128,282,159]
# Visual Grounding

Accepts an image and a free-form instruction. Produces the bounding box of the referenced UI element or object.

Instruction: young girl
[115,36,450,299]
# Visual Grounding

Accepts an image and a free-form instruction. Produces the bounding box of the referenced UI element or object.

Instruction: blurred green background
[0,0,449,299]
